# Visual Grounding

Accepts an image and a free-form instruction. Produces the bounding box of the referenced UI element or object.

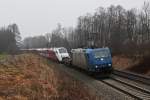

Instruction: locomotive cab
[86,48,112,73]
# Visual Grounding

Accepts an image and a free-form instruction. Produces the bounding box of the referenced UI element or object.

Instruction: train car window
[94,50,109,58]
[59,48,67,53]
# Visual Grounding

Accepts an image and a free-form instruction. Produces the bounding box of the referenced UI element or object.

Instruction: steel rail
[101,80,143,100]
[113,69,150,85]
[110,77,150,94]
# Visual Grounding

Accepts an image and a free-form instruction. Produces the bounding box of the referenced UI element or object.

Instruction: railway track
[66,64,150,99]
[49,58,150,99]
[100,70,150,100]
[113,69,150,85]
[38,52,150,99]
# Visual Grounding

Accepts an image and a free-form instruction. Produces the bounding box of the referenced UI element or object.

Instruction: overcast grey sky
[0,0,148,38]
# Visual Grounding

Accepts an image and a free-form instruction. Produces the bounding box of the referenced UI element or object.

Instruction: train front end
[86,48,112,74]
[54,47,71,64]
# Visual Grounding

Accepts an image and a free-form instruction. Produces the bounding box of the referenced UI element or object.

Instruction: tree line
[23,2,150,55]
[0,24,21,53]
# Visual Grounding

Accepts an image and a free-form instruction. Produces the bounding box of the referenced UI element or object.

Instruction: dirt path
[50,62,135,100]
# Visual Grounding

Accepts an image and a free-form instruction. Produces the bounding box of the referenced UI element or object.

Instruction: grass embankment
[0,53,98,100]
[113,55,150,76]
[0,53,7,60]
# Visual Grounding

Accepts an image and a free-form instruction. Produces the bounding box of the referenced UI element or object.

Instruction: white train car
[29,47,70,63]
[52,47,70,63]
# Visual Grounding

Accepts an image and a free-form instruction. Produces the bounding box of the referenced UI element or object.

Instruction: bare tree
[23,1,150,55]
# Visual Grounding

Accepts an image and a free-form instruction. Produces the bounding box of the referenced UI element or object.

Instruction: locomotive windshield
[59,48,67,53]
[94,50,109,58]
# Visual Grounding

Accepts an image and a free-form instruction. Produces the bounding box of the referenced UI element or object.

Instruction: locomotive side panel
[72,52,88,70]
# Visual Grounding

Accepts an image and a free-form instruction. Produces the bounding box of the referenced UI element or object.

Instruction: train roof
[71,47,110,53]
[33,47,67,51]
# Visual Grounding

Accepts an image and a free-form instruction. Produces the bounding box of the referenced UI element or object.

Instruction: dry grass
[112,55,138,70]
[0,53,8,61]
[113,55,150,76]
[0,53,98,100]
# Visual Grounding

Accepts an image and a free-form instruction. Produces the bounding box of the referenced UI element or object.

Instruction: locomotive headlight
[101,58,104,61]
[95,65,98,68]
[108,64,111,66]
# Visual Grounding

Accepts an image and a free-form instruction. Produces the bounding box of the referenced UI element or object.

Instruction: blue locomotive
[71,47,112,74]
